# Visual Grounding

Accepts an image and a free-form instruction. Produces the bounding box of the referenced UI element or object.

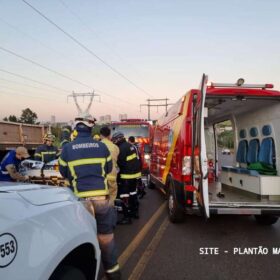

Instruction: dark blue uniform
[58,126,119,274]
[34,144,59,163]
[116,139,141,221]
[59,130,112,198]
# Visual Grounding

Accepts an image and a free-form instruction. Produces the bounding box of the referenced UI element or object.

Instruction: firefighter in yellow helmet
[34,133,59,163]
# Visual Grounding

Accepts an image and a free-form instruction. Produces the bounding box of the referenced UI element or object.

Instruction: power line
[0,77,67,96]
[0,68,70,93]
[0,16,68,63]
[94,89,136,106]
[140,98,174,120]
[58,0,146,80]
[0,16,108,81]
[0,46,93,89]
[22,0,153,98]
[0,68,138,107]
[0,88,57,102]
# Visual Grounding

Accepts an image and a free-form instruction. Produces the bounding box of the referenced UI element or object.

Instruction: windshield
[110,124,149,139]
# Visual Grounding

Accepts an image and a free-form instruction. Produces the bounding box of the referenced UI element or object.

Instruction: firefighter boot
[117,198,132,225]
[137,179,146,199]
[129,194,139,219]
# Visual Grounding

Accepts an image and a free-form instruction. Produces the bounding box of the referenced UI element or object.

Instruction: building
[119,114,127,121]
[50,115,56,125]
[99,115,111,124]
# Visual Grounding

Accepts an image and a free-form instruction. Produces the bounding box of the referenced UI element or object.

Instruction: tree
[20,108,38,124]
[3,115,19,122]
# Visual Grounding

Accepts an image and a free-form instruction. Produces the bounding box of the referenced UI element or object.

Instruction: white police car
[0,182,100,280]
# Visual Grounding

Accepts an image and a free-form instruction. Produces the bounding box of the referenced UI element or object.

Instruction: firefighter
[60,125,72,148]
[100,126,120,206]
[128,136,146,199]
[112,132,142,224]
[34,133,59,163]
[58,114,121,280]
[0,146,30,182]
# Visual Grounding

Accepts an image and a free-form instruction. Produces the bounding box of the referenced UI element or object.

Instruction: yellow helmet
[70,129,78,141]
[93,134,101,141]
[43,133,55,142]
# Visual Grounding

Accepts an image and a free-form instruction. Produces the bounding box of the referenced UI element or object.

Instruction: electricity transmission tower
[67,91,100,116]
[140,98,173,120]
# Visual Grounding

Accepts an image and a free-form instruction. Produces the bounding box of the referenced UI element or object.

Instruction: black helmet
[112,132,124,144]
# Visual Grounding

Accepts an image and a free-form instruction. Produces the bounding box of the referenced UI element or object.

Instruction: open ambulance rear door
[193,74,210,218]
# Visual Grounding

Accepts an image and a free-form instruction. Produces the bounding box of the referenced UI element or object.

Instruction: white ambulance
[150,74,280,225]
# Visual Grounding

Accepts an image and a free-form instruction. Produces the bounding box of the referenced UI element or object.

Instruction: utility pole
[67,91,100,116]
[140,98,173,120]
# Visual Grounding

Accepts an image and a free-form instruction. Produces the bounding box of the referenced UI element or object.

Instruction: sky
[0,0,279,123]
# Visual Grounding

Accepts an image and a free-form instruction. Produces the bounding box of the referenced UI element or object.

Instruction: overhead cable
[58,0,145,79]
[0,89,57,102]
[0,68,138,107]
[0,46,92,89]
[22,0,153,97]
[0,77,67,96]
[0,68,70,93]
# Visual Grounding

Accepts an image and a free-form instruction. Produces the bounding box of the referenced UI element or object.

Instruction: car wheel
[50,265,87,280]
[254,215,279,225]
[167,182,184,223]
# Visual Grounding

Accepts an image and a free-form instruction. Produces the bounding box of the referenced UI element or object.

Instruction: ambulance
[149,74,280,225]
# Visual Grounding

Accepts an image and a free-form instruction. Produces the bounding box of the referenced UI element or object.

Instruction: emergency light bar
[210,79,274,89]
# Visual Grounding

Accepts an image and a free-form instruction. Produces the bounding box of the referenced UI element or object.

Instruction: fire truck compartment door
[194,74,210,218]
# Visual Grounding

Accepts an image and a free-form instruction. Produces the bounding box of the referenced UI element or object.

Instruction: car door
[192,74,210,218]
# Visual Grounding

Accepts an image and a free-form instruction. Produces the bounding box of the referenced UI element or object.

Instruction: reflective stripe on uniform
[35,153,42,158]
[106,264,120,274]
[41,151,57,162]
[0,170,9,175]
[107,155,112,162]
[130,191,137,195]
[58,157,67,166]
[120,172,142,179]
[120,194,129,198]
[60,139,69,145]
[126,153,137,161]
[62,128,71,133]
[75,189,109,198]
[68,158,107,194]
[41,151,57,155]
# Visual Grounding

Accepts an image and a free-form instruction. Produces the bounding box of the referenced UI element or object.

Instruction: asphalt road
[106,170,280,280]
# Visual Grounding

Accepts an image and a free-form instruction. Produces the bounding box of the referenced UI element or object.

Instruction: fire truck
[109,119,153,174]
[149,74,280,225]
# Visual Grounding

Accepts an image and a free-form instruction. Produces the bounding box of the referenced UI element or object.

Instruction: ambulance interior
[204,96,280,205]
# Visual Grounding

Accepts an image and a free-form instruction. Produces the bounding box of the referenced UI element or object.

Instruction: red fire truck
[109,119,153,174]
[149,74,280,225]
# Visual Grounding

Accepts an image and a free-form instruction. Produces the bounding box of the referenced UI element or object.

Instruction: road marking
[128,217,169,280]
[118,202,166,267]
